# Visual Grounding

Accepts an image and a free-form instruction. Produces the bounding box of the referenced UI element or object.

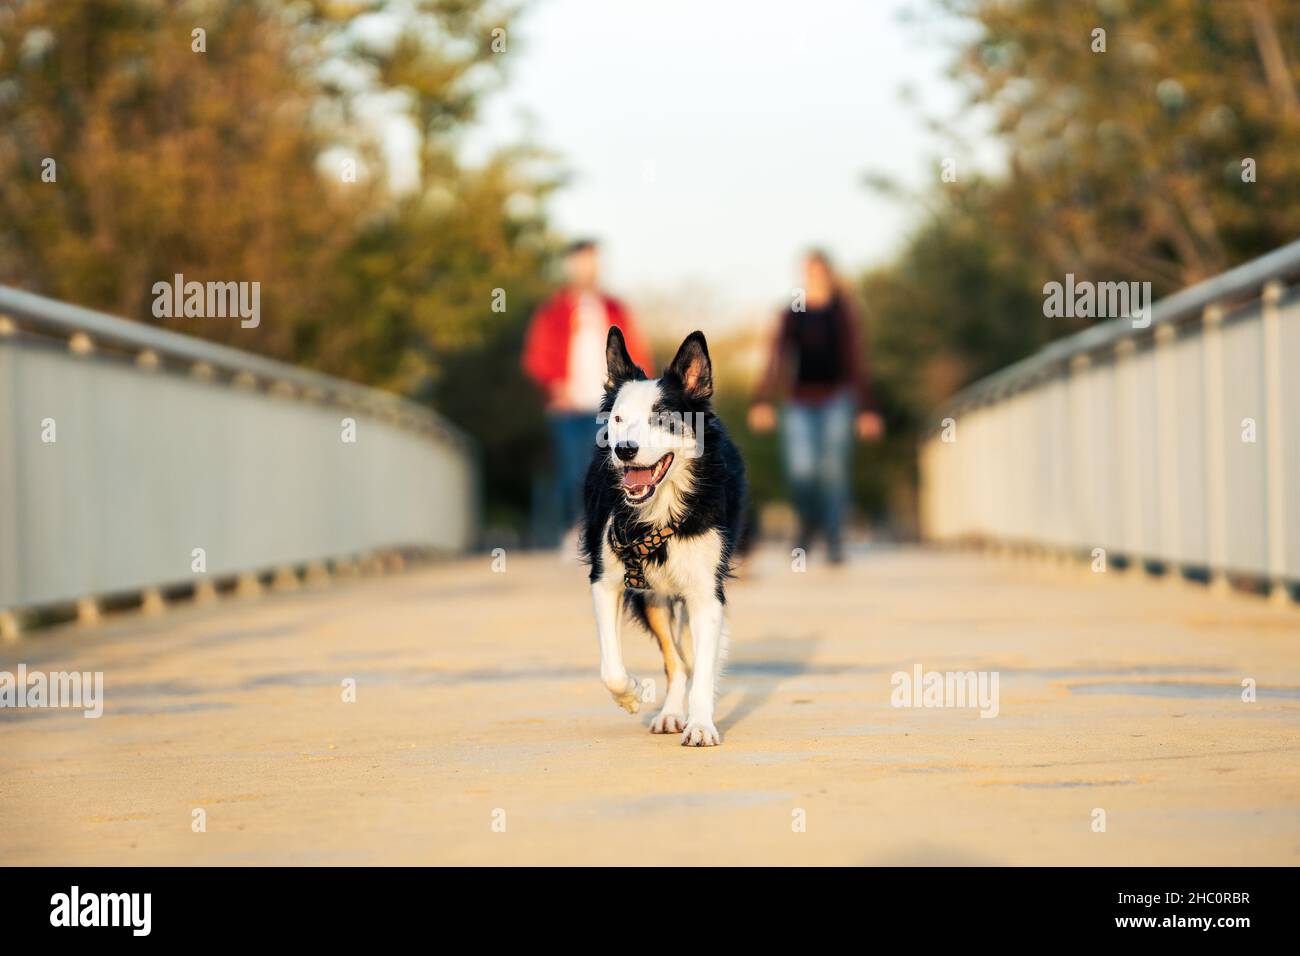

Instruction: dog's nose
[614,441,638,462]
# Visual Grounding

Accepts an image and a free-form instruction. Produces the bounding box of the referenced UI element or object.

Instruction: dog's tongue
[622,465,654,488]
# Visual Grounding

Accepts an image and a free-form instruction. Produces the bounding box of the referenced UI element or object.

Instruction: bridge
[1,246,1298,865]
[2,545,1295,865]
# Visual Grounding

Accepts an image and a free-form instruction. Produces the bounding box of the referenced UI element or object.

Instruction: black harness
[608,516,677,590]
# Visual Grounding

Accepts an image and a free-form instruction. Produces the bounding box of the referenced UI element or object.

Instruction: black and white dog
[581,328,746,746]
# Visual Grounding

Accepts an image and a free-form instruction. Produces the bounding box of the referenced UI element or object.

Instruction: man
[523,239,653,543]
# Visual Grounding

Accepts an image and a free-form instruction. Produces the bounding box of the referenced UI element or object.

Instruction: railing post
[0,315,16,628]
[1155,322,1181,579]
[1202,304,1229,594]
[76,597,101,627]
[1069,353,1092,554]
[1113,339,1140,567]
[1262,280,1289,603]
[141,587,166,616]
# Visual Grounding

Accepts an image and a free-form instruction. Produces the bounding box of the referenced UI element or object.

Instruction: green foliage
[0,0,554,375]
[856,0,1300,530]
[0,0,557,531]
[944,0,1300,287]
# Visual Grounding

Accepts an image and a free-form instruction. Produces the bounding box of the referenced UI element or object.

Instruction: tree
[850,0,1300,530]
[0,0,560,531]
[0,0,555,383]
[0,0,367,358]
[942,0,1300,289]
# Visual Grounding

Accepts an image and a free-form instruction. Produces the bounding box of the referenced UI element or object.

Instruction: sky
[467,0,993,322]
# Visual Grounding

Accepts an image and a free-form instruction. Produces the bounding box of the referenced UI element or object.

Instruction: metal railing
[0,285,477,630]
[919,241,1300,599]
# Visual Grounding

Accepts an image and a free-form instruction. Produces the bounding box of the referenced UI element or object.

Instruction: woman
[748,249,883,563]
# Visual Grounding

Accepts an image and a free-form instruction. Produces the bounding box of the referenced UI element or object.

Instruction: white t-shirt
[563,293,610,411]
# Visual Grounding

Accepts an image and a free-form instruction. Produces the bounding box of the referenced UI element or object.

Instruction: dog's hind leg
[645,599,687,734]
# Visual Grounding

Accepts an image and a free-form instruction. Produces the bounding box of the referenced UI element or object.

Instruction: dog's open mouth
[621,453,674,502]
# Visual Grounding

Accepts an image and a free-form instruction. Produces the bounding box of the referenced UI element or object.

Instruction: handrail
[0,283,471,451]
[934,237,1300,421]
[918,240,1299,598]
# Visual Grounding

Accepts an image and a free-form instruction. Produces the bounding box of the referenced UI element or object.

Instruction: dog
[581,327,747,746]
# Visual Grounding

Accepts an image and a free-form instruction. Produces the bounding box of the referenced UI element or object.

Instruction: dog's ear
[605,327,642,390]
[605,326,643,389]
[668,331,712,401]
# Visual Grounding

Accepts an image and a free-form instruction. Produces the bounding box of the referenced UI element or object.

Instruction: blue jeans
[547,411,599,540]
[781,392,854,554]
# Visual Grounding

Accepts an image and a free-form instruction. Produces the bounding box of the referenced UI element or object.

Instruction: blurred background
[2,0,1298,548]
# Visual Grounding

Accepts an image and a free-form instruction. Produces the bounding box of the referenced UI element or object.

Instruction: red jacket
[522,289,653,403]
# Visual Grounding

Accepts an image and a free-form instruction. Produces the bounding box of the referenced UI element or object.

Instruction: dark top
[755,292,876,410]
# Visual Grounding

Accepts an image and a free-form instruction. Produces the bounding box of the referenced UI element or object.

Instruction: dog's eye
[613,415,622,424]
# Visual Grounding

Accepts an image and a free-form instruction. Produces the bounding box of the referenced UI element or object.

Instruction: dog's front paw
[680,719,720,747]
[603,674,641,714]
[650,710,685,734]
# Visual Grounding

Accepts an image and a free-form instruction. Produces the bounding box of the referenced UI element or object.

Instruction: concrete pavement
[2,546,1298,865]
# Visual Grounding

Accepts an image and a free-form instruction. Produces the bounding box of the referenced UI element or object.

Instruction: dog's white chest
[640,548,681,594]
[605,522,724,598]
